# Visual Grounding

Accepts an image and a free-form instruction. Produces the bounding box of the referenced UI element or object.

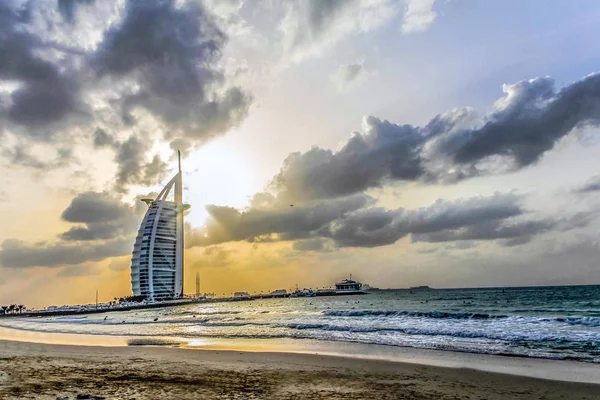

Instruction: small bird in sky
[289,204,294,207]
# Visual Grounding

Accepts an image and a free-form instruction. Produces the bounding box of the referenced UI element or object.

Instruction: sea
[2,285,600,363]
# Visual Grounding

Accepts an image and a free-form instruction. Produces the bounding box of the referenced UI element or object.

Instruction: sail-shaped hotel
[130,152,190,300]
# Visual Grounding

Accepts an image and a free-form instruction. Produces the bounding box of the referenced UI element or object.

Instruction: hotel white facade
[130,154,189,300]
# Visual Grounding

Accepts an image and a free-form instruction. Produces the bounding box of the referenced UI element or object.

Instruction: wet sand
[1,339,599,399]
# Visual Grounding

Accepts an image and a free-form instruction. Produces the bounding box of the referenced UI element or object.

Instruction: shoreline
[2,326,600,384]
[0,291,370,319]
[1,338,599,399]
[0,297,252,319]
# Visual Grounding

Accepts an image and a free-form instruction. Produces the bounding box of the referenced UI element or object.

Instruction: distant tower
[196,272,200,297]
[130,150,190,300]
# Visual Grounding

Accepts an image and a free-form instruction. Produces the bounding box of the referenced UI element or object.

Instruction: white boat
[335,275,363,294]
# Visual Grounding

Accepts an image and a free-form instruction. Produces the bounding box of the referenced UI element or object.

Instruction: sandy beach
[1,339,599,400]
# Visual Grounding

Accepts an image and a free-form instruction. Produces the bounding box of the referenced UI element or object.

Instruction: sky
[1,0,600,308]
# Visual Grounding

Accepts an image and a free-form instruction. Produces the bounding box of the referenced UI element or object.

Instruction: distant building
[130,152,190,300]
[269,289,287,296]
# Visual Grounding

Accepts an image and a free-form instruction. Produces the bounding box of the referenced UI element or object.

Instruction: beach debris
[154,317,159,321]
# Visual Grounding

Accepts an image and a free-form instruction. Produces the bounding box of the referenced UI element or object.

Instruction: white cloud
[401,0,437,34]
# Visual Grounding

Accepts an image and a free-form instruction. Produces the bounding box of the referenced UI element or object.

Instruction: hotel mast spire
[175,150,183,205]
[174,149,184,297]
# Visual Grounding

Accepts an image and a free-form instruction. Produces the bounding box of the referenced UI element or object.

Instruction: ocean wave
[180,310,243,316]
[282,322,600,344]
[323,310,508,319]
[201,321,270,327]
[2,321,599,363]
[555,317,600,327]
[284,323,389,333]
[322,310,600,327]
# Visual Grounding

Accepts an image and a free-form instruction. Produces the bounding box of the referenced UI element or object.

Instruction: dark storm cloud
[61,225,118,241]
[60,191,146,241]
[0,2,81,131]
[0,191,147,268]
[412,219,554,244]
[8,78,79,128]
[187,192,553,249]
[92,128,116,148]
[322,193,524,247]
[272,116,427,201]
[0,237,131,268]
[61,191,129,223]
[91,0,252,141]
[80,0,251,191]
[114,134,169,191]
[187,193,373,247]
[427,74,600,170]
[272,74,600,201]
[90,129,169,191]
[0,0,252,189]
[412,210,592,246]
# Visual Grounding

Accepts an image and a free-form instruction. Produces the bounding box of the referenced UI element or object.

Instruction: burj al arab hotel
[130,152,190,300]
